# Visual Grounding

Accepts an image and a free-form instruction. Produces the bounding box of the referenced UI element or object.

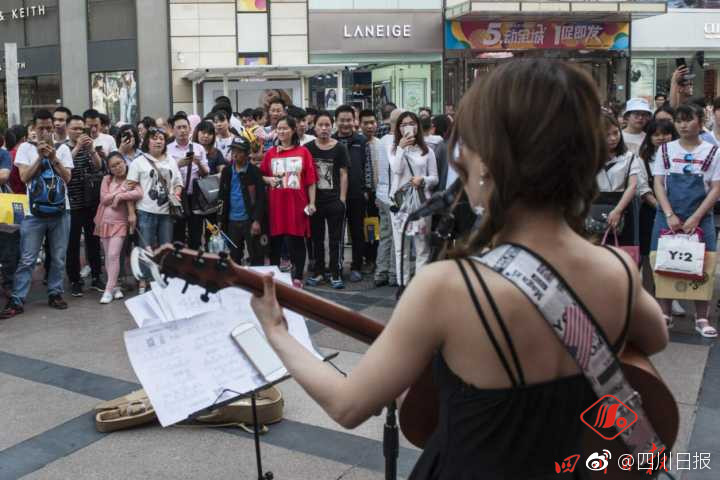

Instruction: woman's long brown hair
[449,59,607,257]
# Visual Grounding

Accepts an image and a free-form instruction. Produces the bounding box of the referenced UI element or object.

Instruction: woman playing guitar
[249,59,669,478]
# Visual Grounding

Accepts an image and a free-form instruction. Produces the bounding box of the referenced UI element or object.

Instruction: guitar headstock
[153,242,251,297]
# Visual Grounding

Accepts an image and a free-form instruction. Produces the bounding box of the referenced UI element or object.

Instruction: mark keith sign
[0,4,47,22]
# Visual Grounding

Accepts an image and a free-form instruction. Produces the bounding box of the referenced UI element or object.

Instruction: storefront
[1,0,169,128]
[0,1,61,126]
[631,9,720,103]
[443,0,666,109]
[308,10,444,115]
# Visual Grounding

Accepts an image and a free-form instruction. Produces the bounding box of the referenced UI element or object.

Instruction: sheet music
[124,266,322,426]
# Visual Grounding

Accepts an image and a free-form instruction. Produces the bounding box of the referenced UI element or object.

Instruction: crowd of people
[0,96,454,319]
[596,63,720,338]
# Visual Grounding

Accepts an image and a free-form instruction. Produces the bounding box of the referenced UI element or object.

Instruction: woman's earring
[479,179,485,187]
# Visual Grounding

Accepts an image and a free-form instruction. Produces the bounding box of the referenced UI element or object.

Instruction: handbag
[654,228,706,280]
[84,155,106,208]
[0,183,28,226]
[586,155,634,235]
[146,155,185,220]
[192,174,220,216]
[601,228,640,266]
[391,151,427,213]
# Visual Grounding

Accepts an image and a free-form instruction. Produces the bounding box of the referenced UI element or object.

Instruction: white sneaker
[100,291,113,304]
[113,288,124,300]
[671,300,686,317]
[80,265,91,278]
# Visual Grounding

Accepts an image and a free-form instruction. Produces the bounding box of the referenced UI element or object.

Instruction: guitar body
[152,246,679,474]
[583,346,678,479]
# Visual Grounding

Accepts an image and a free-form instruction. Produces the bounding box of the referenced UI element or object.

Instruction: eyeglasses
[683,153,694,163]
[147,127,165,136]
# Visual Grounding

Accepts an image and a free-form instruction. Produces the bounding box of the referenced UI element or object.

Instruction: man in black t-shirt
[333,105,373,282]
[305,111,349,288]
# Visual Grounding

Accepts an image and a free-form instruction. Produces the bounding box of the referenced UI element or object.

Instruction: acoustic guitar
[151,244,679,478]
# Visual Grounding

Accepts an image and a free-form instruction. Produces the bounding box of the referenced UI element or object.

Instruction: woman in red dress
[261,116,317,286]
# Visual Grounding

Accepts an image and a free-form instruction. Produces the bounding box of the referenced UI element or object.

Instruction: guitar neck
[155,245,384,345]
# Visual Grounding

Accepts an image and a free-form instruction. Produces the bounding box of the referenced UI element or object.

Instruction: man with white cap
[622,98,653,154]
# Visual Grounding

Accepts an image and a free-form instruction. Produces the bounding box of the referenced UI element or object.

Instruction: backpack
[29,158,66,217]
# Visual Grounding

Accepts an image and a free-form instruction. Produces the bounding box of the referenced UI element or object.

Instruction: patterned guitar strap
[473,244,665,468]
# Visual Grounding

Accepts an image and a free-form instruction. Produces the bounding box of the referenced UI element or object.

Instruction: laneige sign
[310,11,442,54]
[343,23,412,39]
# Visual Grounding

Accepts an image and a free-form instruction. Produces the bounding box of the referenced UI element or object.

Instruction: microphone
[406,178,463,222]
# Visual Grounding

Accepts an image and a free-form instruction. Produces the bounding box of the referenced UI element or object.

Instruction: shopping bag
[600,228,640,266]
[364,216,380,242]
[652,252,717,301]
[654,229,705,280]
[0,193,29,225]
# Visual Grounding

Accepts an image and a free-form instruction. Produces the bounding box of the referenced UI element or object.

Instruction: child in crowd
[94,152,142,304]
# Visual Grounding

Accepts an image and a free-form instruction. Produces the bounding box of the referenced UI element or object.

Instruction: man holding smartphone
[0,110,74,319]
[66,115,105,297]
[167,113,209,249]
[83,109,117,157]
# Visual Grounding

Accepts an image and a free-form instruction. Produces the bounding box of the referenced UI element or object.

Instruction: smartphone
[83,127,92,136]
[95,145,103,153]
[230,323,286,382]
[675,57,687,69]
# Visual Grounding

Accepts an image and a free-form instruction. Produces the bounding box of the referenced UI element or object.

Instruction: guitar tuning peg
[216,251,229,270]
[182,281,190,294]
[194,250,206,267]
[200,290,210,303]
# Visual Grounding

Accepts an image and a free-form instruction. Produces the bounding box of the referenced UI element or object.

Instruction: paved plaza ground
[0,266,718,479]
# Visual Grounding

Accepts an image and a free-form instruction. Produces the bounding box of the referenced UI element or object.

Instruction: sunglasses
[683,153,694,163]
[148,127,166,136]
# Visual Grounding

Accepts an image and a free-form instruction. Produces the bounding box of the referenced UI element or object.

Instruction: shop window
[90,71,138,125]
[238,0,267,12]
[88,0,137,42]
[0,74,61,125]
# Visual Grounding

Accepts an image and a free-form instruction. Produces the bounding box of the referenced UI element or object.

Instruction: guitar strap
[473,244,664,463]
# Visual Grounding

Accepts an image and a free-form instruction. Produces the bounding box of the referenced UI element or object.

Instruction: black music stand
[185,352,340,480]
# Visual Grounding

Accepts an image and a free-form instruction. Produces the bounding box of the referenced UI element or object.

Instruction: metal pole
[4,43,20,126]
[336,70,343,106]
[192,79,198,115]
[222,75,230,98]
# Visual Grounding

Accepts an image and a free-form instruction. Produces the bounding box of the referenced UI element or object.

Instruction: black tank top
[409,247,633,480]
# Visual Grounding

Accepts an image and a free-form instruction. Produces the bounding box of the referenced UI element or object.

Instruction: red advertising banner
[446,21,629,51]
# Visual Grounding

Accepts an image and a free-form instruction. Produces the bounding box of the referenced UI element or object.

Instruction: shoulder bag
[586,154,634,236]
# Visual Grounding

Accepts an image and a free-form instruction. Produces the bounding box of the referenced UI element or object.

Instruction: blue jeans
[12,213,71,302]
[137,211,173,249]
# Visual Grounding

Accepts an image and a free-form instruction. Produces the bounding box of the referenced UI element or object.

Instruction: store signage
[309,11,442,54]
[705,23,720,39]
[0,4,46,22]
[343,24,412,39]
[446,20,629,51]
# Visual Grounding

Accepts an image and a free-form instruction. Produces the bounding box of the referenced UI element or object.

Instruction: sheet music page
[124,265,323,426]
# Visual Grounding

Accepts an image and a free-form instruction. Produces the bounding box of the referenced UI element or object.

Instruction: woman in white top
[388,111,438,286]
[126,127,183,293]
[593,113,640,247]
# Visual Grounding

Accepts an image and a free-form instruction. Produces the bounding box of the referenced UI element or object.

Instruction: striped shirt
[66,143,96,209]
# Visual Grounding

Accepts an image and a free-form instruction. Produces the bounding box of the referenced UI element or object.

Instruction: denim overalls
[651,143,719,252]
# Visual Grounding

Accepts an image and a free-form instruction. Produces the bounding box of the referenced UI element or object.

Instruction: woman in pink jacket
[94,152,143,304]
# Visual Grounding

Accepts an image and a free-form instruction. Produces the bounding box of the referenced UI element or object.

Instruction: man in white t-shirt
[0,110,74,318]
[84,109,117,157]
[622,98,652,154]
[167,113,209,249]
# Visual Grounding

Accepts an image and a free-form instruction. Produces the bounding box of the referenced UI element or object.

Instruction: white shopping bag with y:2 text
[654,233,705,280]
